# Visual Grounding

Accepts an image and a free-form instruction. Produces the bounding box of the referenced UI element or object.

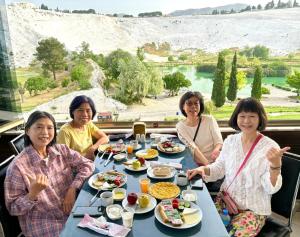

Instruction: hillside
[6,3,300,67]
[169,3,248,16]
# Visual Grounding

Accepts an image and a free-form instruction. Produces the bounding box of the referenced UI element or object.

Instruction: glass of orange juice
[139,178,150,193]
[127,145,133,154]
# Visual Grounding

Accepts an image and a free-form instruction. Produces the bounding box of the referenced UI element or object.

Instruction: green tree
[105,49,132,79]
[25,76,48,96]
[136,47,145,61]
[251,65,263,100]
[179,54,188,61]
[236,71,247,90]
[117,57,150,103]
[78,41,93,59]
[147,66,164,96]
[253,45,269,59]
[35,37,67,80]
[71,63,90,82]
[287,70,300,96]
[163,72,191,96]
[168,55,174,62]
[227,52,238,102]
[211,52,226,107]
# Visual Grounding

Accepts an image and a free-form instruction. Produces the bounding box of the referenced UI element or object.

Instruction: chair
[258,152,300,237]
[0,155,23,237]
[9,134,24,155]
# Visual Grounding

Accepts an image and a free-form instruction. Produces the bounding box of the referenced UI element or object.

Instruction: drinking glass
[121,207,135,228]
[139,178,150,193]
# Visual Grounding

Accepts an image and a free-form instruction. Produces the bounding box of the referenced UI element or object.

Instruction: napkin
[150,133,177,139]
[150,161,182,170]
[78,214,130,237]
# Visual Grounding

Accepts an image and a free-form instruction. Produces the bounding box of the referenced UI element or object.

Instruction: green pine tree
[227,52,238,102]
[211,52,226,107]
[251,65,263,100]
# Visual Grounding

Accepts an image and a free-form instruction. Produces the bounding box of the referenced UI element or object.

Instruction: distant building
[97,111,112,122]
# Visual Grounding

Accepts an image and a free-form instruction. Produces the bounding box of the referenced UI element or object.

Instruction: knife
[104,152,113,167]
[89,188,101,206]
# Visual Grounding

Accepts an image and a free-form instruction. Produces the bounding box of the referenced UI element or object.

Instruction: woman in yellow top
[57,95,109,160]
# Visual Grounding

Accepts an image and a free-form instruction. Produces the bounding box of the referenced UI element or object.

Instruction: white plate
[147,166,176,179]
[113,153,127,161]
[122,195,157,214]
[124,161,150,172]
[88,172,127,190]
[157,143,185,154]
[154,200,202,229]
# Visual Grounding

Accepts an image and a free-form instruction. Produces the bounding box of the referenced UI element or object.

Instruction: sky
[5,0,272,15]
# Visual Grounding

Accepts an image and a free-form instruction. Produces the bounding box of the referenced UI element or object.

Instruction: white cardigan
[205,133,282,215]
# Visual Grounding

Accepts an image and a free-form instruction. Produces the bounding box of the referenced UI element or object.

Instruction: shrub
[261,86,270,94]
[61,78,70,87]
[48,80,58,89]
[78,79,92,90]
[204,100,215,114]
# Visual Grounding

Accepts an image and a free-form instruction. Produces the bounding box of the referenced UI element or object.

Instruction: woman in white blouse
[176,91,223,165]
[187,97,290,237]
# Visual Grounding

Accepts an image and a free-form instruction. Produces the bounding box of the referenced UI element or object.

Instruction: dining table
[60,139,229,237]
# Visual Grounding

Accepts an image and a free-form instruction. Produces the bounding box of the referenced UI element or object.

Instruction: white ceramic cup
[100,191,113,207]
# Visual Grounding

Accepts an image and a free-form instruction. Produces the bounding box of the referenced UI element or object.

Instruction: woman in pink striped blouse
[5,111,95,237]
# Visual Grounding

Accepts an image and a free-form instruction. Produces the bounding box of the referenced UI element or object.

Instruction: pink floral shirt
[5,144,94,237]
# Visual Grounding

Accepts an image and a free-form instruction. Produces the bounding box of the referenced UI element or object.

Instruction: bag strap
[225,133,263,192]
[193,116,202,142]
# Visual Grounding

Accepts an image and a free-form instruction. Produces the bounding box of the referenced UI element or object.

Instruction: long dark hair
[24,111,57,147]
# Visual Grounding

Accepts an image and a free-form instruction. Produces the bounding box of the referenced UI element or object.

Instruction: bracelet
[270,166,281,170]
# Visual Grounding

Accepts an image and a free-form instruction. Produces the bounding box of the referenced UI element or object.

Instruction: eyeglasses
[185,101,200,107]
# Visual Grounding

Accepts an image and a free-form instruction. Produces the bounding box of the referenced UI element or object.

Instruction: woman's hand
[211,148,220,161]
[26,173,49,200]
[266,146,290,167]
[85,146,96,160]
[187,166,206,180]
[63,187,76,214]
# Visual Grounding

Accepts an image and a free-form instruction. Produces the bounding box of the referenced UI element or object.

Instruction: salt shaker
[136,134,141,142]
[140,134,145,143]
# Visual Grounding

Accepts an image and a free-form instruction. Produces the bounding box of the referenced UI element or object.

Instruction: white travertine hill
[6,3,300,67]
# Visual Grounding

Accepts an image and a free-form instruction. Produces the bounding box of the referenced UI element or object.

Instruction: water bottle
[220,208,231,227]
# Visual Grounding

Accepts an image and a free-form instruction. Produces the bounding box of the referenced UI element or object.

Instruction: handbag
[220,134,263,215]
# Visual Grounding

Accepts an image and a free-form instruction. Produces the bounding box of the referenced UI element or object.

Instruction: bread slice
[153,166,171,177]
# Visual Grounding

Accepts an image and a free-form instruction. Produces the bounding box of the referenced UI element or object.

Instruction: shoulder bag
[220,134,263,214]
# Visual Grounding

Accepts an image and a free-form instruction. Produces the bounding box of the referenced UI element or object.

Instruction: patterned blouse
[5,144,95,237]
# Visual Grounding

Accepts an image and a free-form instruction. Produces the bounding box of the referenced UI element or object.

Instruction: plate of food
[148,182,180,200]
[98,143,126,154]
[147,166,176,179]
[157,141,185,154]
[155,199,202,229]
[122,193,157,214]
[135,149,158,160]
[88,170,127,190]
[123,158,150,171]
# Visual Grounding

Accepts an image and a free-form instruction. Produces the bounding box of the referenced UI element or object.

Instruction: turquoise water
[161,65,287,97]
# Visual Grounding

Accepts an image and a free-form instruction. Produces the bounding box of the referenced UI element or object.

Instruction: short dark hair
[179,91,205,117]
[24,111,57,147]
[228,97,267,131]
[69,95,96,119]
